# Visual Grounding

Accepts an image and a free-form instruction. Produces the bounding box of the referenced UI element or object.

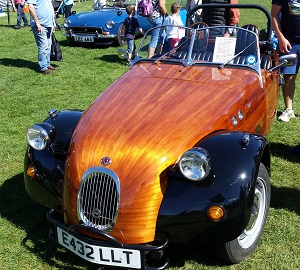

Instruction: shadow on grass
[0,24,14,28]
[98,54,125,63]
[269,141,300,215]
[0,173,228,269]
[1,170,299,269]
[271,185,300,215]
[270,141,300,164]
[0,57,38,72]
[0,173,104,270]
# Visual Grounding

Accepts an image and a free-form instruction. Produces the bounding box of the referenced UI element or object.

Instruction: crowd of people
[11,0,73,30]
[7,0,300,151]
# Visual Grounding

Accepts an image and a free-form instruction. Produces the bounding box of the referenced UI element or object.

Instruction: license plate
[57,227,142,269]
[74,36,94,42]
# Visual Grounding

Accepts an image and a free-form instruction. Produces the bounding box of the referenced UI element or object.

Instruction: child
[11,0,29,29]
[123,5,144,63]
[163,3,184,50]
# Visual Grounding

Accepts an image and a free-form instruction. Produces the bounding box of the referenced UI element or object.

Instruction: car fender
[24,110,83,210]
[157,131,270,245]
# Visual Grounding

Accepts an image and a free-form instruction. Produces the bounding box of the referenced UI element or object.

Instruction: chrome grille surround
[71,27,103,35]
[77,167,120,233]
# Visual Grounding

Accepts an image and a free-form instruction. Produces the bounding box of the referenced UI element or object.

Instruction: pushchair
[52,0,64,29]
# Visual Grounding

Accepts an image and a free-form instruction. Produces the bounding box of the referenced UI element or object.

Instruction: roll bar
[186,4,272,40]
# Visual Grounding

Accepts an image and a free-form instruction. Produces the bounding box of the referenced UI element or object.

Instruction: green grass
[1,1,300,269]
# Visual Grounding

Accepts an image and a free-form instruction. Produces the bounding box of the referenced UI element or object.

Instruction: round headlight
[64,19,71,27]
[26,124,54,150]
[179,148,211,181]
[106,20,115,29]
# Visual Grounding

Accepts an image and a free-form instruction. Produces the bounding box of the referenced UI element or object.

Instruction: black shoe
[14,25,21,29]
[24,24,29,27]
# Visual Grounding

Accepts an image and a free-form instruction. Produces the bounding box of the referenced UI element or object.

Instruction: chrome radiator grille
[71,27,103,35]
[77,167,120,232]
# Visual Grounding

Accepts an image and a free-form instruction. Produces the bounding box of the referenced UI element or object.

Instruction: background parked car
[63,0,187,46]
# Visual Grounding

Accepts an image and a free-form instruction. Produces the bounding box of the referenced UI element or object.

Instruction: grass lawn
[0,0,300,269]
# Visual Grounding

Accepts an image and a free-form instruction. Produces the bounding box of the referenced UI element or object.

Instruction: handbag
[50,33,63,61]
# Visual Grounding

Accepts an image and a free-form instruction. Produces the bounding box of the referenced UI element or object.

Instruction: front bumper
[46,209,169,270]
[64,28,117,44]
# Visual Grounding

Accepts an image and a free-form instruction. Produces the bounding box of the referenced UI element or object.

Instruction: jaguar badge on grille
[92,208,101,219]
[101,156,112,166]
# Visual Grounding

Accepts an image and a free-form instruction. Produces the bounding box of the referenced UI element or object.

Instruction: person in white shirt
[163,3,184,50]
[93,0,107,9]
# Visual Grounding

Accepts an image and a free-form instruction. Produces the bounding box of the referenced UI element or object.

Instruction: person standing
[185,0,202,24]
[147,0,168,58]
[63,0,74,18]
[27,0,57,74]
[271,0,300,122]
[201,0,240,37]
[163,2,184,50]
[123,5,144,63]
[11,0,29,29]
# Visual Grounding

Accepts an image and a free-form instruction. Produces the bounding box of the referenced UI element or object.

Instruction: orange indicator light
[207,205,225,221]
[27,166,36,178]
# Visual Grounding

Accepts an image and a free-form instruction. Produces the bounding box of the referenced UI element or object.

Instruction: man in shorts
[271,0,300,122]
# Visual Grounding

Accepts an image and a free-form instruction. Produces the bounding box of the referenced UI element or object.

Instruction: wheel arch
[157,130,271,244]
[195,130,270,239]
[24,109,84,210]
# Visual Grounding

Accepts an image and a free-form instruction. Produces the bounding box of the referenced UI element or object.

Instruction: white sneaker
[278,108,295,122]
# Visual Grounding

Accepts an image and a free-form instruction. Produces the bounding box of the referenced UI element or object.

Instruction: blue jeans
[64,4,73,18]
[32,26,52,71]
[147,16,166,49]
[16,3,28,27]
[126,38,136,54]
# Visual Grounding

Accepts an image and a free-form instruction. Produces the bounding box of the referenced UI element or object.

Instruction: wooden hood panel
[63,63,262,244]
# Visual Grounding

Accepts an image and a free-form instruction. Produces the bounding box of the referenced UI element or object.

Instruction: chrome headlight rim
[105,20,115,29]
[179,147,211,181]
[26,123,55,151]
[63,19,71,28]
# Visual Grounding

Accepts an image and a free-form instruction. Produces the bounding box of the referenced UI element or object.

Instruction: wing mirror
[279,53,297,66]
[268,53,297,72]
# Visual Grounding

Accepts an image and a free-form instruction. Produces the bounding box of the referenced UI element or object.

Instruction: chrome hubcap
[238,177,266,249]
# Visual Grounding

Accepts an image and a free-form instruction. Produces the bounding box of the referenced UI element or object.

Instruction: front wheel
[117,23,126,46]
[215,163,271,263]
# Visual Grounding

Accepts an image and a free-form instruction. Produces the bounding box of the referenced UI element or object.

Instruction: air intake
[77,167,120,232]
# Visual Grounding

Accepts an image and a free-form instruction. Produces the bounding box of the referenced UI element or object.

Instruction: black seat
[192,51,213,61]
[260,54,272,70]
[232,54,272,70]
[235,24,259,56]
[233,56,247,65]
